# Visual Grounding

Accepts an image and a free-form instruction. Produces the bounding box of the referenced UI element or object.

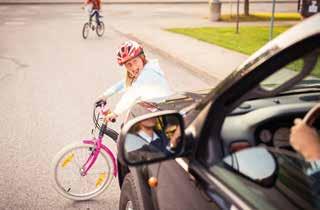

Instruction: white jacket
[102,59,173,115]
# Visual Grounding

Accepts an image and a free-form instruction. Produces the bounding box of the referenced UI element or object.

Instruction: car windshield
[260,50,320,93]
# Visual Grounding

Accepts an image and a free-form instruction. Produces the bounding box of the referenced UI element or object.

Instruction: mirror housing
[118,110,185,166]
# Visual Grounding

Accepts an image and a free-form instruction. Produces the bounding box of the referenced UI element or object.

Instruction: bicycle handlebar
[95,99,107,108]
[93,100,116,127]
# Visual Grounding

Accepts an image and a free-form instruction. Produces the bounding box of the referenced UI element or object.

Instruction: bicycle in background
[51,101,118,200]
[82,6,105,39]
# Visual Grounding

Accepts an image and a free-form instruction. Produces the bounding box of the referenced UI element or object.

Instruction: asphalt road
[0,4,210,210]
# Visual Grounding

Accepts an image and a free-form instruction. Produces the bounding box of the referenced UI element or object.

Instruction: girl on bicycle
[83,0,102,25]
[96,40,173,122]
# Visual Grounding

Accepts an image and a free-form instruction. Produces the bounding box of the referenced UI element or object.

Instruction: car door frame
[187,32,320,209]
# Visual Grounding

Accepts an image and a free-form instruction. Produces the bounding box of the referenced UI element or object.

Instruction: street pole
[269,0,276,40]
[236,0,240,34]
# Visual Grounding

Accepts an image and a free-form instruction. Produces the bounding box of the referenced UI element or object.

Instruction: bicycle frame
[80,107,117,177]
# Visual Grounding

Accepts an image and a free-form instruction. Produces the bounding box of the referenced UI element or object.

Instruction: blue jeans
[90,10,100,25]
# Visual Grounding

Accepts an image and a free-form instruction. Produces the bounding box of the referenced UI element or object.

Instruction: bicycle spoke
[73,150,82,168]
[85,171,107,176]
[65,161,79,176]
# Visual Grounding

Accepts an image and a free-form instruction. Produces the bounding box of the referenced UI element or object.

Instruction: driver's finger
[294,118,302,125]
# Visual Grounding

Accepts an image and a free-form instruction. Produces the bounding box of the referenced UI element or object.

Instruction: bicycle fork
[80,122,118,177]
[80,140,102,176]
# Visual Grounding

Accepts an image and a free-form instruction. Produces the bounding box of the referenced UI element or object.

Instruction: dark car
[116,14,320,210]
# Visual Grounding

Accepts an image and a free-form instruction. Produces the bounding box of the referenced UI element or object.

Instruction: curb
[111,26,220,85]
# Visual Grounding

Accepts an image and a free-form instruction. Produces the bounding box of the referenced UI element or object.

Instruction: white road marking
[4,21,25,25]
[10,17,27,21]
[30,6,41,10]
[69,13,85,16]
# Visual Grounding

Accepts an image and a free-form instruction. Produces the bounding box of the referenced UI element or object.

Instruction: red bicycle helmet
[117,40,144,66]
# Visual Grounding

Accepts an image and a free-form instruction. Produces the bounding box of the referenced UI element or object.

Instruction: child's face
[124,56,144,78]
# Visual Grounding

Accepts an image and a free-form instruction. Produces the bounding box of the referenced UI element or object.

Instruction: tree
[244,0,249,16]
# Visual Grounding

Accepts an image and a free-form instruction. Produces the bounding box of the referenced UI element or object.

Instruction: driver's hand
[290,118,320,161]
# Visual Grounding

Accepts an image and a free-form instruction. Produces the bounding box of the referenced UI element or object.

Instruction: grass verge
[167,25,320,77]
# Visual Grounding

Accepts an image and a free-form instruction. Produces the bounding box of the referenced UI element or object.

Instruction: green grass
[219,12,302,22]
[167,26,290,55]
[289,57,320,78]
[167,25,320,77]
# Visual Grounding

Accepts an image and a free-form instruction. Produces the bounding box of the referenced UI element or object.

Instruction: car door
[187,15,320,210]
[146,160,220,210]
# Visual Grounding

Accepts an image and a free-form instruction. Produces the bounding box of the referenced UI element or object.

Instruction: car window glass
[260,50,320,91]
[210,147,320,209]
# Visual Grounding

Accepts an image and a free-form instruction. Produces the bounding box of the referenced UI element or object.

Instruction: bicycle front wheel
[96,22,105,37]
[82,23,90,39]
[51,142,114,200]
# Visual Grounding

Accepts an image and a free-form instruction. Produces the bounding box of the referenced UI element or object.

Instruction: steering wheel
[303,104,320,126]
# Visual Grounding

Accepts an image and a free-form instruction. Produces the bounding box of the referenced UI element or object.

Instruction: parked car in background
[116,14,320,210]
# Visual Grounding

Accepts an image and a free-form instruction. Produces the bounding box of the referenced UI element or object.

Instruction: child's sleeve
[102,80,125,98]
[113,87,141,115]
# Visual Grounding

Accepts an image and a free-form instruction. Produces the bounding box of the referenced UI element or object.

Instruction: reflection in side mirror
[120,112,184,165]
[223,147,277,187]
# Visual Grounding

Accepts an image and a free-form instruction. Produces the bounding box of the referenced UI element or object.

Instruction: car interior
[221,49,320,156]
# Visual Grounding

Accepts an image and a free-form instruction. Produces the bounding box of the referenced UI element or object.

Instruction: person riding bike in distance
[83,0,102,26]
[96,40,173,122]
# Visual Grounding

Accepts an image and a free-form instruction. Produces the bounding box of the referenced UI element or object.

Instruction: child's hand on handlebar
[106,111,118,123]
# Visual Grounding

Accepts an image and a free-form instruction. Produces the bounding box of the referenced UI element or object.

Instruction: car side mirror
[118,111,185,166]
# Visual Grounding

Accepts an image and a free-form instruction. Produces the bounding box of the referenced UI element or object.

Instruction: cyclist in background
[95,40,173,123]
[83,0,102,25]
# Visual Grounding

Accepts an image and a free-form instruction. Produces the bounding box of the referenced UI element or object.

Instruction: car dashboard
[221,92,320,154]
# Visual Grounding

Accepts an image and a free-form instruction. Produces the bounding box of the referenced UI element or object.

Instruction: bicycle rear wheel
[96,22,105,37]
[82,23,90,39]
[51,142,114,200]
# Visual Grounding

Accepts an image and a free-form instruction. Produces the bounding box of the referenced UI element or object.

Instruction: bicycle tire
[51,142,114,200]
[82,23,90,39]
[96,22,105,37]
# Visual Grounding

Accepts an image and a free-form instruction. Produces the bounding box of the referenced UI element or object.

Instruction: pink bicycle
[51,101,118,200]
